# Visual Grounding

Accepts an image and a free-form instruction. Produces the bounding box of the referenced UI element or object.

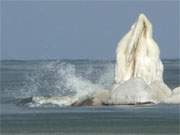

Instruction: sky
[1,1,179,60]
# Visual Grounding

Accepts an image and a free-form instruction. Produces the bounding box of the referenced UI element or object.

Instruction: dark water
[0,60,180,135]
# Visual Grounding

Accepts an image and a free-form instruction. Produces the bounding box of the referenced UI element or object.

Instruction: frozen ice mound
[163,87,180,104]
[110,78,155,104]
[149,81,172,102]
[109,78,172,105]
[110,13,176,105]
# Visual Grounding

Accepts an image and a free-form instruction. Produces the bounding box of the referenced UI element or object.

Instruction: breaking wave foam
[16,61,113,107]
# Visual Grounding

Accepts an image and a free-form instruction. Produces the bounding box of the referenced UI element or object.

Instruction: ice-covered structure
[110,14,172,104]
[115,14,163,84]
[19,14,180,107]
[163,87,180,104]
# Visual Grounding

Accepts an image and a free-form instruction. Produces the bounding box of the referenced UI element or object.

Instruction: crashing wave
[18,14,180,107]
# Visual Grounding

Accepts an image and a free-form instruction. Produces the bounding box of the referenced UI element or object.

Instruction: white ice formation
[163,87,180,104]
[110,14,180,105]
[110,78,156,104]
[115,14,163,84]
[23,14,180,107]
[110,14,174,105]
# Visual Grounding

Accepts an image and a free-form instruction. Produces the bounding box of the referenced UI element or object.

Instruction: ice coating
[163,87,180,104]
[109,78,156,105]
[115,14,163,84]
[110,14,172,104]
[18,14,180,107]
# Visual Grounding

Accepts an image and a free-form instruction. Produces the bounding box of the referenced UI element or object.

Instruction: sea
[0,59,180,135]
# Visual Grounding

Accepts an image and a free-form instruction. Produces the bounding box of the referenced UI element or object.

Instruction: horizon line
[1,58,180,61]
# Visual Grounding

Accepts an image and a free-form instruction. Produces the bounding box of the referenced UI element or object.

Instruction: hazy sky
[1,1,179,60]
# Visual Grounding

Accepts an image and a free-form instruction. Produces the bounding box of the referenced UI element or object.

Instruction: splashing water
[15,61,113,103]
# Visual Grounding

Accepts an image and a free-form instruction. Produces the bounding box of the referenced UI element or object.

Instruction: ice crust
[23,14,180,107]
